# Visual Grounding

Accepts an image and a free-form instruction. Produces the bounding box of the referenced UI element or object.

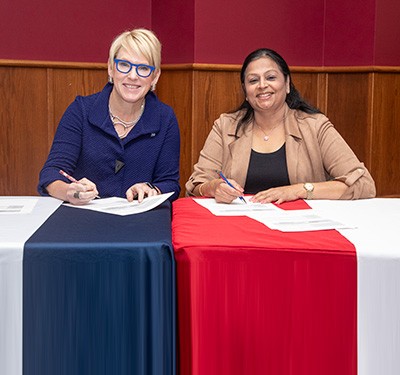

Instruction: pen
[59,169,79,183]
[59,169,100,198]
[217,171,247,204]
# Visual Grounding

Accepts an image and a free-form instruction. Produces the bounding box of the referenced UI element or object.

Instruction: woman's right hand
[201,178,244,204]
[65,178,99,205]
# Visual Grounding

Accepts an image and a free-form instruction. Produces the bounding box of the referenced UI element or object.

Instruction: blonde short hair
[108,28,161,71]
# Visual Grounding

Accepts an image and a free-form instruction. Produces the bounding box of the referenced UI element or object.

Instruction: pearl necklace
[109,100,145,139]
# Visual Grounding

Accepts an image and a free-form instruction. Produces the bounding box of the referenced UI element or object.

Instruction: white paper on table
[247,209,356,232]
[194,196,356,231]
[0,197,38,214]
[64,192,174,216]
[193,196,282,216]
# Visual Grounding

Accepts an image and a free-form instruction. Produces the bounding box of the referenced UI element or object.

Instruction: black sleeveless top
[244,144,290,194]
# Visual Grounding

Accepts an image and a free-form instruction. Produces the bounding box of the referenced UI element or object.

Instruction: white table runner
[0,197,62,375]
[309,198,400,375]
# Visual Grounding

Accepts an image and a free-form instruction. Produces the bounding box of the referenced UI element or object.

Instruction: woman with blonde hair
[39,28,180,204]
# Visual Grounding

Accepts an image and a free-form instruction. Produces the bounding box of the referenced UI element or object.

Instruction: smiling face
[108,47,160,106]
[243,56,290,114]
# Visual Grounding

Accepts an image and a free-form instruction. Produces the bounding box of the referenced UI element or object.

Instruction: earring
[108,76,114,84]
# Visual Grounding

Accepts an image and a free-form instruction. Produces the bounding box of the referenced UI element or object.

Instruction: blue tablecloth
[23,202,175,375]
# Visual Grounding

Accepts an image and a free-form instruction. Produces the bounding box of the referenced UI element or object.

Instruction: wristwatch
[303,182,314,200]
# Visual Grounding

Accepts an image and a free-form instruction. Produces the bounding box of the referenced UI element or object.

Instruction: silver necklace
[109,100,145,139]
[254,121,282,141]
[254,107,288,141]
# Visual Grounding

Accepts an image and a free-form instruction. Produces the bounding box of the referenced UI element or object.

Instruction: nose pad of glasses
[126,68,139,78]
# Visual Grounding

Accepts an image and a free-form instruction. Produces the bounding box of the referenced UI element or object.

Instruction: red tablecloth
[172,197,357,375]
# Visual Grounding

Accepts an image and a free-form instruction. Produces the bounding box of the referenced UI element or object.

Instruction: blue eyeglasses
[114,59,155,78]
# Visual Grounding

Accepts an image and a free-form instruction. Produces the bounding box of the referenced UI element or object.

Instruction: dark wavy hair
[234,48,321,135]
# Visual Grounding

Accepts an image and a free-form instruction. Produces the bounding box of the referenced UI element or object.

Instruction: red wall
[0,0,399,66]
[375,0,400,65]
[320,0,376,66]
[0,0,152,62]
[152,0,195,64]
[193,0,326,66]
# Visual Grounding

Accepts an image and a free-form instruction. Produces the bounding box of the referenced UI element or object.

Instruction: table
[308,198,400,375]
[0,197,62,375]
[1,197,176,375]
[171,197,400,375]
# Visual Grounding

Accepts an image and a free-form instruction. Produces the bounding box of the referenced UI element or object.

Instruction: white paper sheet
[64,192,174,216]
[247,210,356,232]
[193,196,281,216]
[194,197,354,231]
[0,197,38,214]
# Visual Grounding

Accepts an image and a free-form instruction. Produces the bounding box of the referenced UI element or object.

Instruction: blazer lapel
[228,122,253,187]
[285,110,302,183]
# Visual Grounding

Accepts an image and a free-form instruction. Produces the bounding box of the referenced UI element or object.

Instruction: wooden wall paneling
[370,73,400,196]
[157,68,193,195]
[0,67,48,195]
[366,72,374,170]
[49,68,107,137]
[1,61,399,197]
[325,72,371,164]
[191,69,242,169]
[83,69,108,97]
[0,66,12,195]
[159,67,243,195]
[31,67,108,197]
[316,73,328,113]
[291,72,321,110]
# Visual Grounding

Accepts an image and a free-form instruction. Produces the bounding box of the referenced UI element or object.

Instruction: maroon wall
[323,0,376,65]
[0,0,399,65]
[375,0,400,65]
[193,0,326,66]
[152,0,195,64]
[0,0,152,62]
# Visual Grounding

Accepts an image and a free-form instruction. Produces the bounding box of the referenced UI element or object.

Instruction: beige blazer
[186,108,376,199]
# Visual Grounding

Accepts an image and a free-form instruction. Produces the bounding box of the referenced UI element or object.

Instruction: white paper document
[247,210,355,232]
[64,192,173,216]
[194,196,281,216]
[0,197,38,214]
[194,197,355,231]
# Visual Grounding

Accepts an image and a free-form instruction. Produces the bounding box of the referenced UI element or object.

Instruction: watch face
[304,183,314,191]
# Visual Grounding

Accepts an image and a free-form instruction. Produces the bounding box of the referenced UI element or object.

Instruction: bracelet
[198,183,206,197]
[145,182,161,194]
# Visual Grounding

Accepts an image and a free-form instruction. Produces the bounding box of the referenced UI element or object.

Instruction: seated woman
[186,48,375,204]
[38,28,180,205]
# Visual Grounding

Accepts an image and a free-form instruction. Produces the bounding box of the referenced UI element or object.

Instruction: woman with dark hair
[236,48,320,131]
[186,48,375,203]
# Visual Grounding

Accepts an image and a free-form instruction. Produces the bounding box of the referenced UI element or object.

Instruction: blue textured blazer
[38,83,181,200]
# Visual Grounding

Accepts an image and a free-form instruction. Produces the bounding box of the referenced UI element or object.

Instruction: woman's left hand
[250,184,304,204]
[126,182,159,203]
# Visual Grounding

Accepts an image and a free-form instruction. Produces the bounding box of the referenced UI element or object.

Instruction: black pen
[217,171,247,204]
